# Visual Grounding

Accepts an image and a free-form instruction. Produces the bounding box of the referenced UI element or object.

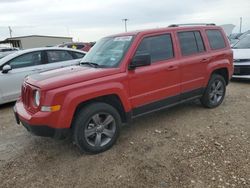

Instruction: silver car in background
[0,47,86,105]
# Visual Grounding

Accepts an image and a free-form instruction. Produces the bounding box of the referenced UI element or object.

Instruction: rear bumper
[14,102,70,138]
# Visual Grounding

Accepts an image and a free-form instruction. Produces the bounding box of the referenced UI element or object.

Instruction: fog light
[41,105,61,112]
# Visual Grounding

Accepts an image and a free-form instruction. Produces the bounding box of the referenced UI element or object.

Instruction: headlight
[34,90,40,106]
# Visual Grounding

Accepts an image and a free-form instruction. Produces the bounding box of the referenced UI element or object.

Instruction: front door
[0,51,43,102]
[128,33,181,115]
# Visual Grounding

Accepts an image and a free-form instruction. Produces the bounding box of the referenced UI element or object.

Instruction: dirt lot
[0,81,249,188]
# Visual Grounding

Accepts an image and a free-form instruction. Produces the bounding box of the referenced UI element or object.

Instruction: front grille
[234,65,250,75]
[21,83,31,108]
[21,83,37,114]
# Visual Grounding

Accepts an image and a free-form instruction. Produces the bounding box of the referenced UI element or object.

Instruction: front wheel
[73,102,121,154]
[200,74,226,108]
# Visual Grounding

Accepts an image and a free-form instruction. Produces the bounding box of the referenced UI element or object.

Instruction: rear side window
[206,30,226,50]
[135,34,174,63]
[47,50,74,63]
[178,31,205,56]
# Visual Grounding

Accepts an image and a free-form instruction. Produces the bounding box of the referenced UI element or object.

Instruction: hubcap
[209,80,224,104]
[84,113,116,147]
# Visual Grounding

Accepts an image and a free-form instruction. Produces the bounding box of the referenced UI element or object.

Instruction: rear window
[178,31,205,56]
[72,52,85,59]
[206,30,226,50]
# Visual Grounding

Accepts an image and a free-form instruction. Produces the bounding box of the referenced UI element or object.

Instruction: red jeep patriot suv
[14,24,233,153]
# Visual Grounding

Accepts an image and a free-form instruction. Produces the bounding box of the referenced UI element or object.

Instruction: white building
[0,35,73,49]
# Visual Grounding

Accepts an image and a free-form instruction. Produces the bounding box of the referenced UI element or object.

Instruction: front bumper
[232,75,250,79]
[14,103,69,138]
[233,64,250,79]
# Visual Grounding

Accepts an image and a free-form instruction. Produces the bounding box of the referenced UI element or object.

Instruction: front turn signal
[41,105,61,112]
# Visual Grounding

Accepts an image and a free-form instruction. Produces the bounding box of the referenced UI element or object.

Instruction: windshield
[80,36,133,68]
[233,35,250,49]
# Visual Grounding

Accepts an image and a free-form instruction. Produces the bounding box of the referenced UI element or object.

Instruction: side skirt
[131,88,204,119]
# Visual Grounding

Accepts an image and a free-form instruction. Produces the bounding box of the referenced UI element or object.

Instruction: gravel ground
[0,81,249,188]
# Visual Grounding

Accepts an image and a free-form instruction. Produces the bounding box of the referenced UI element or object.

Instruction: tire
[200,74,226,108]
[73,102,121,154]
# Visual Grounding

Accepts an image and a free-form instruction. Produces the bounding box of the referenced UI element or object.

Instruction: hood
[26,65,120,90]
[233,49,250,60]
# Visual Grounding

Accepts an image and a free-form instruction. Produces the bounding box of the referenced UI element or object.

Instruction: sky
[0,0,249,42]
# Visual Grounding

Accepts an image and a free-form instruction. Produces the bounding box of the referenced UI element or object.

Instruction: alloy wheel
[209,79,224,104]
[84,113,116,147]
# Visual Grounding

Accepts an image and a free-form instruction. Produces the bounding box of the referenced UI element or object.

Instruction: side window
[194,31,205,52]
[8,51,42,69]
[72,52,85,59]
[206,30,226,50]
[178,31,205,56]
[47,50,74,63]
[135,34,174,63]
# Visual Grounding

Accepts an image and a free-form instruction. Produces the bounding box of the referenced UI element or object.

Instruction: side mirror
[2,65,12,74]
[129,53,151,70]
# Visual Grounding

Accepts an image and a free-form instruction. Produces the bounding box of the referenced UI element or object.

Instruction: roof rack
[168,23,216,27]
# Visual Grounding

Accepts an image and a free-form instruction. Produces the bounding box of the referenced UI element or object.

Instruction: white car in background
[0,47,86,105]
[232,34,250,79]
[0,47,19,59]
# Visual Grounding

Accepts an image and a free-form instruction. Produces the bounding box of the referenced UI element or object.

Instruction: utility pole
[239,17,242,33]
[8,26,12,38]
[122,18,128,32]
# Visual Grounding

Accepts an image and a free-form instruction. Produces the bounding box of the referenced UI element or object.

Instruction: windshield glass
[80,36,133,68]
[233,35,250,49]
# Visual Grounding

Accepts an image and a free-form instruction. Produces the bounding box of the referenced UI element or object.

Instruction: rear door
[128,33,181,115]
[176,30,209,98]
[41,50,81,71]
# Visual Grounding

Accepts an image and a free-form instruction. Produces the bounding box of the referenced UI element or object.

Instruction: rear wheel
[201,74,226,108]
[73,102,121,154]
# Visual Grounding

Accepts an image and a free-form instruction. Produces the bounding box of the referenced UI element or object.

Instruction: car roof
[18,47,86,53]
[0,47,86,66]
[109,25,223,37]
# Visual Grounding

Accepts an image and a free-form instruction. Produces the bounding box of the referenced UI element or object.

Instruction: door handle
[200,58,210,63]
[166,65,178,71]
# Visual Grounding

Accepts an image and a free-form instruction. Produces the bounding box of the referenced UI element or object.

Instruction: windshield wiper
[80,61,101,68]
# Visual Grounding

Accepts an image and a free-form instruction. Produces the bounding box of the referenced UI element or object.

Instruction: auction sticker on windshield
[114,36,133,41]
